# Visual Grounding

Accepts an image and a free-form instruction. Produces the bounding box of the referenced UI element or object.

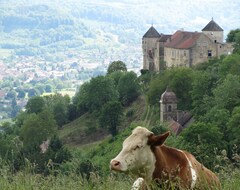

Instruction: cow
[110,126,220,189]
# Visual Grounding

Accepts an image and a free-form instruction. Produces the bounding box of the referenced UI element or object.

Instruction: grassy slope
[58,95,148,147]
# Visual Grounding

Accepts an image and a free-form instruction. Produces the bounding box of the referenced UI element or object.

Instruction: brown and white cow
[110,126,220,189]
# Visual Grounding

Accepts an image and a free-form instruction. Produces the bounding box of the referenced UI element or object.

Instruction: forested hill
[1,0,239,65]
[0,0,144,66]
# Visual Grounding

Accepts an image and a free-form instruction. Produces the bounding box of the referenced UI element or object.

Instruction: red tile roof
[168,120,183,135]
[164,30,201,49]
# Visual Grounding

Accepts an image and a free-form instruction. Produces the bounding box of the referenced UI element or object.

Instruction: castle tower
[142,26,161,71]
[160,88,177,122]
[202,18,224,43]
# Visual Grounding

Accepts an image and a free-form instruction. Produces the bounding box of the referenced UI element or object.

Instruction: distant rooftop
[158,34,172,42]
[164,31,202,49]
[202,19,223,31]
[143,26,161,38]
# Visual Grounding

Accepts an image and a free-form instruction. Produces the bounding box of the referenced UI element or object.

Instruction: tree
[212,74,240,112]
[226,29,240,42]
[20,108,57,149]
[191,71,217,117]
[117,71,140,106]
[180,122,223,168]
[28,88,39,97]
[45,84,52,93]
[147,74,167,106]
[73,82,91,115]
[147,67,193,110]
[67,104,78,121]
[108,70,125,86]
[43,94,70,127]
[168,68,193,110]
[227,106,240,155]
[226,29,240,54]
[107,60,127,74]
[5,90,16,99]
[53,102,68,127]
[75,76,119,113]
[46,135,71,164]
[99,101,123,136]
[25,96,45,114]
[17,89,26,99]
[219,54,240,77]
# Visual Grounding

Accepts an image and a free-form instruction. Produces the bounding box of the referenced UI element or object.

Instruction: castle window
[184,50,186,57]
[208,50,212,57]
[168,105,172,112]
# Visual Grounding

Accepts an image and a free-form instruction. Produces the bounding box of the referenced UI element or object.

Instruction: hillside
[59,95,148,146]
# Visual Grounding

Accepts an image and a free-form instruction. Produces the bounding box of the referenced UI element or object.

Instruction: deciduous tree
[99,101,123,136]
[107,60,127,74]
[25,96,45,114]
[117,71,140,106]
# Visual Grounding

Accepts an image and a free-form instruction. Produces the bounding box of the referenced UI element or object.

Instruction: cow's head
[110,126,170,178]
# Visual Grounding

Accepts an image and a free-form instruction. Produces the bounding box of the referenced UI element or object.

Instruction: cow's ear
[148,131,170,146]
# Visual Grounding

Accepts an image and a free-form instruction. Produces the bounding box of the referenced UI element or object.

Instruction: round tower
[160,88,177,122]
[142,26,161,71]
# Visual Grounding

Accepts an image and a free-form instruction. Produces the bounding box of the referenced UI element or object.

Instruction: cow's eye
[133,145,140,150]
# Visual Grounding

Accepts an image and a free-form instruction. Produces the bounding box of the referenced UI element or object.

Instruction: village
[0,43,141,121]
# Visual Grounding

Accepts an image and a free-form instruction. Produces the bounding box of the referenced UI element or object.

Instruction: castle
[142,19,234,71]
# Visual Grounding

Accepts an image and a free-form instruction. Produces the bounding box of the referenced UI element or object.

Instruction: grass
[0,168,240,190]
[58,95,147,147]
[0,169,132,190]
[58,112,100,145]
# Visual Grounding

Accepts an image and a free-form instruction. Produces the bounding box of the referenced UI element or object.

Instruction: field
[42,89,76,98]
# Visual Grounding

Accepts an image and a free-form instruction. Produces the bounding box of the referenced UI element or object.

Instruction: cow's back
[185,152,221,189]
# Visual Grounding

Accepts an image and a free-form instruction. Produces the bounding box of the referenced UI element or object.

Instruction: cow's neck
[136,147,157,182]
[151,145,189,181]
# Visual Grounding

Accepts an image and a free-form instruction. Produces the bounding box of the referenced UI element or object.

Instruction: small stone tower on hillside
[160,88,177,122]
[142,26,161,71]
[202,18,224,43]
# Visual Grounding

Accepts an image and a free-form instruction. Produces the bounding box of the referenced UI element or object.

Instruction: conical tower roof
[202,18,223,31]
[143,26,161,38]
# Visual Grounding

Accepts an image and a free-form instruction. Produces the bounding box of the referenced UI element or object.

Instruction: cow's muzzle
[110,159,122,171]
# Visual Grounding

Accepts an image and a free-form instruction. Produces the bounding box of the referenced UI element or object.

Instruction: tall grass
[0,163,239,190]
[1,143,240,190]
[0,170,132,190]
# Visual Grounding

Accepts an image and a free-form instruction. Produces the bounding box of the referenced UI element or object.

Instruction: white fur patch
[112,126,156,180]
[178,150,197,189]
[131,178,144,190]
